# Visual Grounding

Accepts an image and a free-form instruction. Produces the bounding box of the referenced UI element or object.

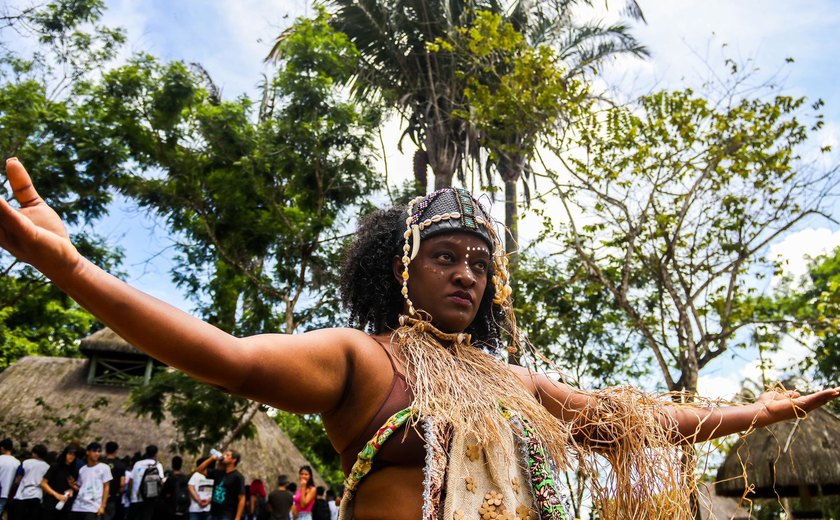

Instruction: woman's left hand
[758,387,840,423]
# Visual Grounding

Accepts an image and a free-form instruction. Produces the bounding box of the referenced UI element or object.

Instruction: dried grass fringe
[392,322,728,520]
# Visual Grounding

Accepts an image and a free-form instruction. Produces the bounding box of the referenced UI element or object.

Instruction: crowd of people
[0,437,339,520]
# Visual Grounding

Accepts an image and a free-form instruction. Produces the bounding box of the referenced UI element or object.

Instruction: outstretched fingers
[5,158,43,207]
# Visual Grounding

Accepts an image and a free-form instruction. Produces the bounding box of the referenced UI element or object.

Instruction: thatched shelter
[698,482,754,520]
[0,331,321,485]
[715,408,840,518]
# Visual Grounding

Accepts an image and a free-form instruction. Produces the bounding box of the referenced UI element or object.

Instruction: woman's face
[65,451,76,464]
[299,469,310,482]
[398,232,491,332]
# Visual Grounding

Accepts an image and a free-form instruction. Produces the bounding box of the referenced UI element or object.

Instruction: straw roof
[0,356,321,485]
[79,327,147,357]
[697,482,754,520]
[716,409,840,498]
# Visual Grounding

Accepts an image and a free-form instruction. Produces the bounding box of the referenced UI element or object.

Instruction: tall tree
[768,246,840,401]
[314,0,489,193]
[93,12,382,455]
[547,76,837,394]
[316,0,645,196]
[427,9,643,365]
[0,0,126,369]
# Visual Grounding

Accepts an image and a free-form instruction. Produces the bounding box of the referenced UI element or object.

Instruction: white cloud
[698,374,742,401]
[769,228,840,283]
[738,334,815,389]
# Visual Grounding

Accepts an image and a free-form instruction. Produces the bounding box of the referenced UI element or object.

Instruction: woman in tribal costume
[0,158,837,520]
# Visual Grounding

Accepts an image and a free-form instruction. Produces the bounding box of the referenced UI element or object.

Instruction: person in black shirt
[311,487,330,520]
[39,445,79,520]
[101,442,125,520]
[195,451,244,520]
[266,475,292,520]
[161,456,190,519]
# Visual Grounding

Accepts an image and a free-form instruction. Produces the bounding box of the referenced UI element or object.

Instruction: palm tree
[271,1,646,198]
[321,0,497,193]
[471,2,649,280]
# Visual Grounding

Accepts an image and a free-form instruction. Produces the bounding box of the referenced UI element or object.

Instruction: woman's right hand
[0,158,81,278]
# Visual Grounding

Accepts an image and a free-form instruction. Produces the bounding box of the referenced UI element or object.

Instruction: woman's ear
[392,255,405,284]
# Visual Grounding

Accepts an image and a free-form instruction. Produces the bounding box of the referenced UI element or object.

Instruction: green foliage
[516,252,649,387]
[128,369,256,454]
[273,411,344,490]
[442,11,588,185]
[35,395,110,444]
[752,496,840,520]
[324,0,645,192]
[550,72,836,392]
[113,12,380,453]
[0,0,127,370]
[768,248,840,403]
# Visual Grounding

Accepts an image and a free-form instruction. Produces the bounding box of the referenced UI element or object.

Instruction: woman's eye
[472,261,488,272]
[436,252,454,262]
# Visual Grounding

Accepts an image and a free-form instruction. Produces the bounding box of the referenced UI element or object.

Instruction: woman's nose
[452,261,477,286]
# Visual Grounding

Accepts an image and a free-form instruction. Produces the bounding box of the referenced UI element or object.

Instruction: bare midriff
[351,465,425,519]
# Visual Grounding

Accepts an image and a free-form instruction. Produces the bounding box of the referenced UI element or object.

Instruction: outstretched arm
[667,386,840,443]
[512,366,840,444]
[0,158,361,413]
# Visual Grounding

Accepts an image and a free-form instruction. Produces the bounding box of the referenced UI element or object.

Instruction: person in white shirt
[187,456,214,520]
[0,438,21,517]
[10,444,50,519]
[127,445,164,520]
[69,442,112,519]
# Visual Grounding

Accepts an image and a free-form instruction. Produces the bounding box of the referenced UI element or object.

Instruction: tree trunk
[426,131,457,189]
[218,400,262,450]
[505,177,521,365]
[413,149,429,196]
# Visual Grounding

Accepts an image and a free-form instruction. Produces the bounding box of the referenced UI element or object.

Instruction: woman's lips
[447,292,473,306]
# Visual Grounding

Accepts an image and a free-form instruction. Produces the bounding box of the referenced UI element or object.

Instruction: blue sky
[6,0,840,397]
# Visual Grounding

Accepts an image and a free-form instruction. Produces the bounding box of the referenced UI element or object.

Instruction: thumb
[5,158,44,207]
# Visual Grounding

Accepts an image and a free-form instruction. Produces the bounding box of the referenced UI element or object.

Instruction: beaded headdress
[398,188,512,321]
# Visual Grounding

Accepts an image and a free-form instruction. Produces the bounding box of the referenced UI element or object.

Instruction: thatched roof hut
[0,354,320,485]
[698,482,754,520]
[79,327,147,357]
[716,409,840,499]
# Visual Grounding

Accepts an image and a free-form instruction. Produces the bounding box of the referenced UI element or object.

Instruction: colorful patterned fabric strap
[520,419,571,520]
[342,407,413,497]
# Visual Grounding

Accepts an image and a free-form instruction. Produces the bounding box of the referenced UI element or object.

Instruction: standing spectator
[72,447,86,471]
[101,442,125,520]
[120,457,132,520]
[69,442,111,519]
[187,457,213,520]
[324,490,337,520]
[39,445,79,520]
[127,445,163,520]
[0,438,21,516]
[161,456,190,519]
[246,479,267,520]
[195,451,245,520]
[10,443,49,519]
[265,475,292,520]
[291,466,315,520]
[310,487,329,520]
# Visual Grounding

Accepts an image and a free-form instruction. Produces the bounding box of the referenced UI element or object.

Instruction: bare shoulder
[231,327,381,413]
